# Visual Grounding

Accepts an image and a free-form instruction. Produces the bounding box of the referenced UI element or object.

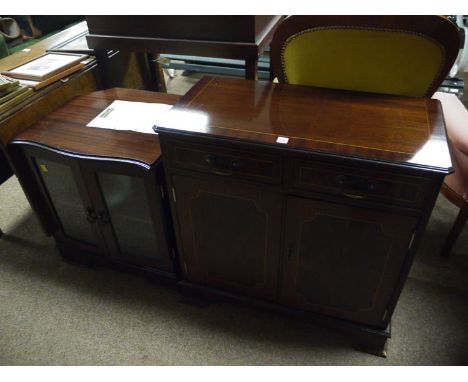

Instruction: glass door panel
[34,157,97,245]
[97,172,161,259]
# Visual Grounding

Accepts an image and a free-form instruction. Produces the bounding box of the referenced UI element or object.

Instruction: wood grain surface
[156,76,452,172]
[14,88,180,166]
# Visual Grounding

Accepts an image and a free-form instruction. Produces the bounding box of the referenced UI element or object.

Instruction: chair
[271,15,465,256]
[271,15,460,97]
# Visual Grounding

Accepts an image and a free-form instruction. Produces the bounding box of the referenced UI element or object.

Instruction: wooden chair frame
[440,177,468,257]
[271,15,461,97]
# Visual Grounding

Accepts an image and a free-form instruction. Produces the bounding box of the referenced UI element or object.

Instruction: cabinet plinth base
[178,280,391,357]
[57,245,178,287]
[352,335,388,358]
[58,246,96,269]
[178,293,210,308]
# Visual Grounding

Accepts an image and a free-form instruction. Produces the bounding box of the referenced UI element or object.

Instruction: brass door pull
[205,154,241,176]
[336,174,378,199]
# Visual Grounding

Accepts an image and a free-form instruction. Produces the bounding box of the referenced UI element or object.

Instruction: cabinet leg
[245,57,258,80]
[351,332,388,358]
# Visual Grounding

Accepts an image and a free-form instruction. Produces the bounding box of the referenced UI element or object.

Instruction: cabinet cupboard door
[82,162,173,272]
[172,174,282,300]
[281,196,417,327]
[31,154,106,253]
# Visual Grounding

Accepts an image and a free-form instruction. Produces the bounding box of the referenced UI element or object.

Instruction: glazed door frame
[80,159,174,272]
[24,145,108,256]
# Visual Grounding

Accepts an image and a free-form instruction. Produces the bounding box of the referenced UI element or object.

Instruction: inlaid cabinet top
[14,88,181,167]
[155,76,451,172]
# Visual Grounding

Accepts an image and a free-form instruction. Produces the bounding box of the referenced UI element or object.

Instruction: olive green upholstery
[282,28,445,97]
[271,16,461,98]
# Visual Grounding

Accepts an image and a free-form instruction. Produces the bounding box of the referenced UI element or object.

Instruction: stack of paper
[86,100,174,134]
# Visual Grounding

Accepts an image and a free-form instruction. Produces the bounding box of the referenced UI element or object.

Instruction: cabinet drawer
[291,159,434,208]
[166,141,282,184]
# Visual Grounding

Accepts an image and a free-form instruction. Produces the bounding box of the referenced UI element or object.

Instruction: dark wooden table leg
[269,50,276,81]
[245,57,259,80]
[145,53,167,93]
[94,49,114,89]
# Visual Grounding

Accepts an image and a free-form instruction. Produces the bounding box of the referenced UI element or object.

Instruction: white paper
[86,100,173,134]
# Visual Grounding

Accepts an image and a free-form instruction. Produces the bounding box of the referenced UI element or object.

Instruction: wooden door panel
[172,174,282,300]
[281,196,418,327]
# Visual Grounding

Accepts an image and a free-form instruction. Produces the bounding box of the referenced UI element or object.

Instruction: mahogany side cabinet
[6,78,452,358]
[8,88,181,281]
[155,76,452,356]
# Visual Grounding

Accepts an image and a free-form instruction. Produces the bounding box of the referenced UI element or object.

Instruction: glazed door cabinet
[22,144,174,275]
[171,173,283,301]
[280,196,418,327]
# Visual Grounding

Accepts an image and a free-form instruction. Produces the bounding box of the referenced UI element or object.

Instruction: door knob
[86,207,98,223]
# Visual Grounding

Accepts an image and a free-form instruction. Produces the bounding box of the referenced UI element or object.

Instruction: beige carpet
[0,73,467,365]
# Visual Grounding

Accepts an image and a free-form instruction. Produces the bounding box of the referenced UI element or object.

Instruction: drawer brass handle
[335,174,378,199]
[212,169,234,176]
[205,154,241,176]
[342,191,367,200]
